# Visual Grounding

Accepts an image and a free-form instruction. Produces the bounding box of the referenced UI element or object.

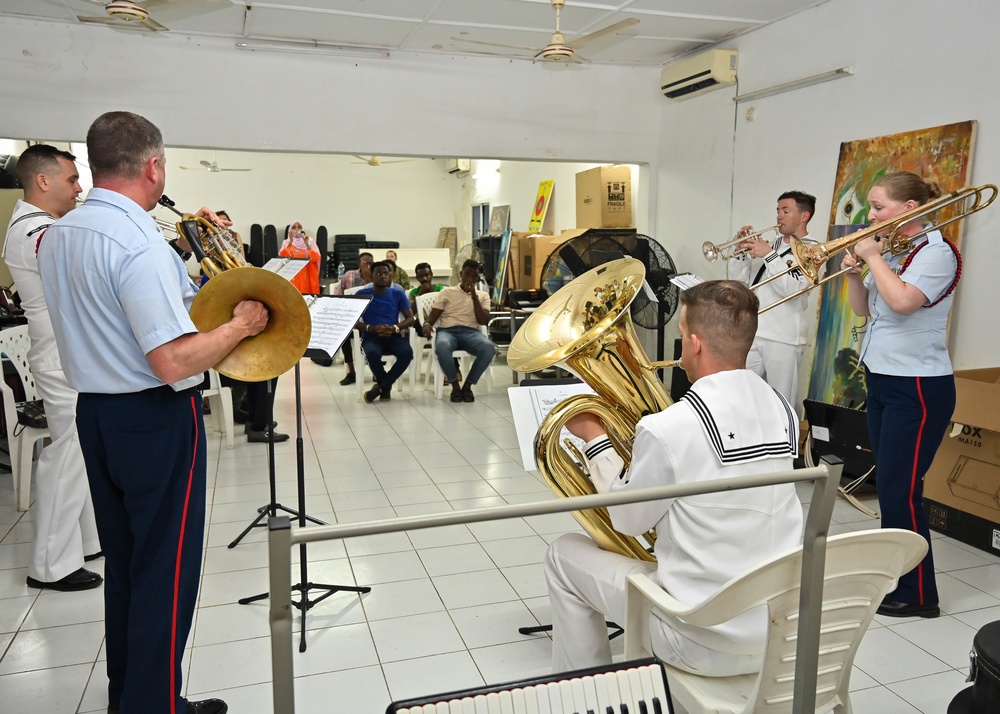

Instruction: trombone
[703,224,780,262]
[756,184,997,314]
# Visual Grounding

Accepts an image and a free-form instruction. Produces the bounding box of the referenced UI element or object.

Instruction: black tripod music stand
[238,355,371,652]
[227,376,325,549]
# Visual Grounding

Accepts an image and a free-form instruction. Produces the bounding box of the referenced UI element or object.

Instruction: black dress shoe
[364,383,382,403]
[233,408,249,425]
[84,551,104,562]
[245,420,277,435]
[247,428,289,443]
[877,599,940,618]
[187,699,228,714]
[339,372,356,385]
[27,567,103,592]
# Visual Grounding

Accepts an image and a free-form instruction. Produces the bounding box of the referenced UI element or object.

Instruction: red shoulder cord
[896,237,962,307]
[34,228,47,257]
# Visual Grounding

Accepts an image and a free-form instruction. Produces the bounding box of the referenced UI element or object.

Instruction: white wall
[0,18,661,164]
[658,0,1000,373]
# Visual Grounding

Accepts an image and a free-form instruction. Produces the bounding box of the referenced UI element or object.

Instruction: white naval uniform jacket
[583,369,803,654]
[728,233,818,346]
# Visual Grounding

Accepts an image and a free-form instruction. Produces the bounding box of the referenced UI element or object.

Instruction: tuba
[161,196,311,381]
[507,259,678,562]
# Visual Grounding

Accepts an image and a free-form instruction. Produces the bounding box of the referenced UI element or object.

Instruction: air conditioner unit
[660,49,737,101]
[446,158,471,175]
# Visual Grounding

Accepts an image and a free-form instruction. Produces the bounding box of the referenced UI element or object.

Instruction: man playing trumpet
[728,190,818,412]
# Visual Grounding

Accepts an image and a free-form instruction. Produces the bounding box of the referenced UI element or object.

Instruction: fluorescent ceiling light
[235,39,390,59]
[733,67,854,103]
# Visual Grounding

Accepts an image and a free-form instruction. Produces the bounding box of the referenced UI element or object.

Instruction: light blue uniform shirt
[37,188,201,393]
[860,230,956,377]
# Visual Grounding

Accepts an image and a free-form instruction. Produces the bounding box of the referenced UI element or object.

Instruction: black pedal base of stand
[519,621,624,640]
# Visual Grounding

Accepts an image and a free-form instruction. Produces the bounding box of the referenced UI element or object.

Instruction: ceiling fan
[352,155,414,167]
[451,0,639,64]
[76,0,224,33]
[179,160,252,173]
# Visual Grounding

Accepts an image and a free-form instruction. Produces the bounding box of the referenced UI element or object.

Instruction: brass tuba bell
[507,258,675,562]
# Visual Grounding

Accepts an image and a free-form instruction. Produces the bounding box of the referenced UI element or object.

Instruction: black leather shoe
[27,567,103,592]
[233,408,249,425]
[245,420,276,435]
[84,551,104,562]
[364,383,382,403]
[877,599,940,618]
[339,372,356,385]
[187,699,228,714]
[247,428,289,443]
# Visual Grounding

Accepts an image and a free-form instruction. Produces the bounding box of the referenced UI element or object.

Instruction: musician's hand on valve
[232,300,269,337]
[196,207,230,228]
[565,412,607,442]
[743,238,773,259]
[736,224,754,240]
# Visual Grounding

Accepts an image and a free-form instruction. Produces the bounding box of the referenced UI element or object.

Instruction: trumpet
[755,184,997,313]
[702,224,780,262]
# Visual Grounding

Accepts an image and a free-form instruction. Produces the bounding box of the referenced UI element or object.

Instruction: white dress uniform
[728,233,817,412]
[544,369,802,676]
[3,199,100,581]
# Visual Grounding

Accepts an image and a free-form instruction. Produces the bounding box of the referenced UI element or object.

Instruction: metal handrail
[268,457,843,713]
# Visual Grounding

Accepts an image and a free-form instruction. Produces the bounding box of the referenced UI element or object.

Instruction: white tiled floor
[1,361,998,713]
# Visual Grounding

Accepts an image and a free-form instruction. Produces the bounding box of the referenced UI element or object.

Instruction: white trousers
[29,369,100,582]
[545,533,759,676]
[745,338,803,415]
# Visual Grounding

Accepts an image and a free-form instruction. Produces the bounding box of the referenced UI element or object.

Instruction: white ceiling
[1,0,830,66]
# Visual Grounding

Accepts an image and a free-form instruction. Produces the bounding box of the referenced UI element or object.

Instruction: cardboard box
[517,229,589,291]
[576,166,633,229]
[925,368,1000,555]
[507,231,546,290]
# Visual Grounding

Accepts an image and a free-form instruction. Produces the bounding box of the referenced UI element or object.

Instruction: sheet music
[509,382,596,472]
[262,257,309,281]
[670,272,705,290]
[305,295,370,357]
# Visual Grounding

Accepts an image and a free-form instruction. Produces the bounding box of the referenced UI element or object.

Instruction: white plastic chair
[413,291,440,390]
[348,286,417,399]
[200,369,235,449]
[430,323,495,399]
[624,528,928,714]
[0,326,51,512]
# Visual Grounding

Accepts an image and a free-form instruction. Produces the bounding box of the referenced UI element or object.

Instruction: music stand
[238,294,373,652]
[509,377,625,642]
[227,374,324,549]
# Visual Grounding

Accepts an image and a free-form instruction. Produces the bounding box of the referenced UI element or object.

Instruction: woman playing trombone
[841,171,960,619]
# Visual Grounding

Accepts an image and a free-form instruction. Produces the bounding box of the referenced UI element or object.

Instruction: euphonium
[507,258,677,562]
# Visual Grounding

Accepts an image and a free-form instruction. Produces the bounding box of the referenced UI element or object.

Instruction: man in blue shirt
[356,261,415,402]
[37,111,268,714]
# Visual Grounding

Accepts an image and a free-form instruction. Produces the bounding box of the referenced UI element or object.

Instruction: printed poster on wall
[528,180,555,233]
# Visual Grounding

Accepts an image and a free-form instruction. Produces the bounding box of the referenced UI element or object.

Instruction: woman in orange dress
[279,221,321,294]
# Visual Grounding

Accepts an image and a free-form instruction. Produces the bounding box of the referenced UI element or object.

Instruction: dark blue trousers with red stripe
[77,386,206,714]
[866,369,955,607]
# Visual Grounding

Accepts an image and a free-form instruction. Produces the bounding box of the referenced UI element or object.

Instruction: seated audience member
[356,262,415,403]
[279,221,321,294]
[421,259,496,403]
[385,249,411,289]
[332,252,374,385]
[408,262,446,318]
[545,280,802,675]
